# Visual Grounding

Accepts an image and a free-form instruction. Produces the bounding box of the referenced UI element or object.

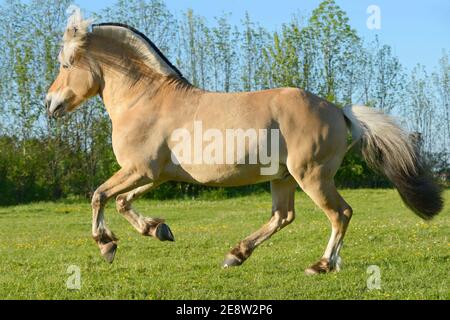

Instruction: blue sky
[70,0,450,71]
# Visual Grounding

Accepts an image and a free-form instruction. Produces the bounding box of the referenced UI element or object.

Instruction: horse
[45,9,443,274]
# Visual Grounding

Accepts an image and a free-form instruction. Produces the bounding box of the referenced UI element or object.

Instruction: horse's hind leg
[115,181,174,241]
[222,176,296,267]
[289,162,353,274]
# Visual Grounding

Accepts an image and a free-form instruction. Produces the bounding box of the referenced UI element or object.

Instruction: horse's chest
[111,126,164,167]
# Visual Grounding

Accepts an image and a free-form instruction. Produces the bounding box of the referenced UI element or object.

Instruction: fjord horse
[46,10,442,274]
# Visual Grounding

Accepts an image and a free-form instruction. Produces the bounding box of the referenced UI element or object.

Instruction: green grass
[0,189,448,300]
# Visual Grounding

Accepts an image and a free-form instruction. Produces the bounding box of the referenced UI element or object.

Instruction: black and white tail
[343,105,443,220]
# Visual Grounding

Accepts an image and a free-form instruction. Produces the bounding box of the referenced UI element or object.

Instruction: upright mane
[59,6,93,66]
[91,23,184,78]
[60,8,187,82]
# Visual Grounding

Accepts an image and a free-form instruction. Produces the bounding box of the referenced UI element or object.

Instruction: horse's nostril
[51,103,65,118]
[54,103,63,113]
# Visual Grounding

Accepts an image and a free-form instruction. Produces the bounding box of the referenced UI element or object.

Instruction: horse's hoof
[222,255,242,268]
[304,259,330,275]
[100,242,117,263]
[155,223,175,242]
[304,267,321,275]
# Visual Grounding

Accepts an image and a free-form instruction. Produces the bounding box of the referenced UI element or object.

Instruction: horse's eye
[62,64,69,69]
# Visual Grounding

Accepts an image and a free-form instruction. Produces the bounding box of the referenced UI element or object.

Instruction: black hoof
[101,242,117,263]
[222,255,242,268]
[155,223,175,242]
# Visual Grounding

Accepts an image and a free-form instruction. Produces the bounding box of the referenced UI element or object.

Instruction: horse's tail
[342,105,443,220]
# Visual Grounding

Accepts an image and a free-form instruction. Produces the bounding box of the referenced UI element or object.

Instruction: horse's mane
[60,8,192,90]
[91,23,184,78]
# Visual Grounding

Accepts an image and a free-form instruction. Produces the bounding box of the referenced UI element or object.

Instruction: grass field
[0,189,448,300]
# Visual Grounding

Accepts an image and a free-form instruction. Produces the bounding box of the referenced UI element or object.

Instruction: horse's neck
[99,71,164,120]
[99,70,200,125]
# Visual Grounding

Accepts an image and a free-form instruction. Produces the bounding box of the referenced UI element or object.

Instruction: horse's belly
[162,163,288,186]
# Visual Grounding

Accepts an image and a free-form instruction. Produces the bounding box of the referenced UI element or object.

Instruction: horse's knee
[272,210,295,229]
[91,191,107,209]
[115,195,130,214]
[274,209,295,226]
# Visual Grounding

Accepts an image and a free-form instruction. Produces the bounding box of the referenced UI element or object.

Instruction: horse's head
[46,7,100,118]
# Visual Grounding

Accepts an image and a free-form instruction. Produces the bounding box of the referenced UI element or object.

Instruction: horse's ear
[60,6,93,66]
[64,26,79,41]
[63,5,92,42]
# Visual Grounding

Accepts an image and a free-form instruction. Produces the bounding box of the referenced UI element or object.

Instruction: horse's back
[198,87,348,158]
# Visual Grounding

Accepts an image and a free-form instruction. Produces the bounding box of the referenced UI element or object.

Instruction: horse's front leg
[115,181,174,241]
[91,168,150,263]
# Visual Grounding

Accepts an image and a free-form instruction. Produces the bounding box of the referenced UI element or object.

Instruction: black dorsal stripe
[92,22,184,78]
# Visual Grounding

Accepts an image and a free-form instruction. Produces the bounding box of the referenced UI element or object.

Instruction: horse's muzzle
[45,97,65,118]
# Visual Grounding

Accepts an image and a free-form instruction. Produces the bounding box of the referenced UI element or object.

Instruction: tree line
[0,0,448,205]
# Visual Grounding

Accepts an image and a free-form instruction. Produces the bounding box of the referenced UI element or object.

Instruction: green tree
[211,13,240,92]
[405,64,435,153]
[432,51,450,165]
[240,12,270,91]
[308,0,359,102]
